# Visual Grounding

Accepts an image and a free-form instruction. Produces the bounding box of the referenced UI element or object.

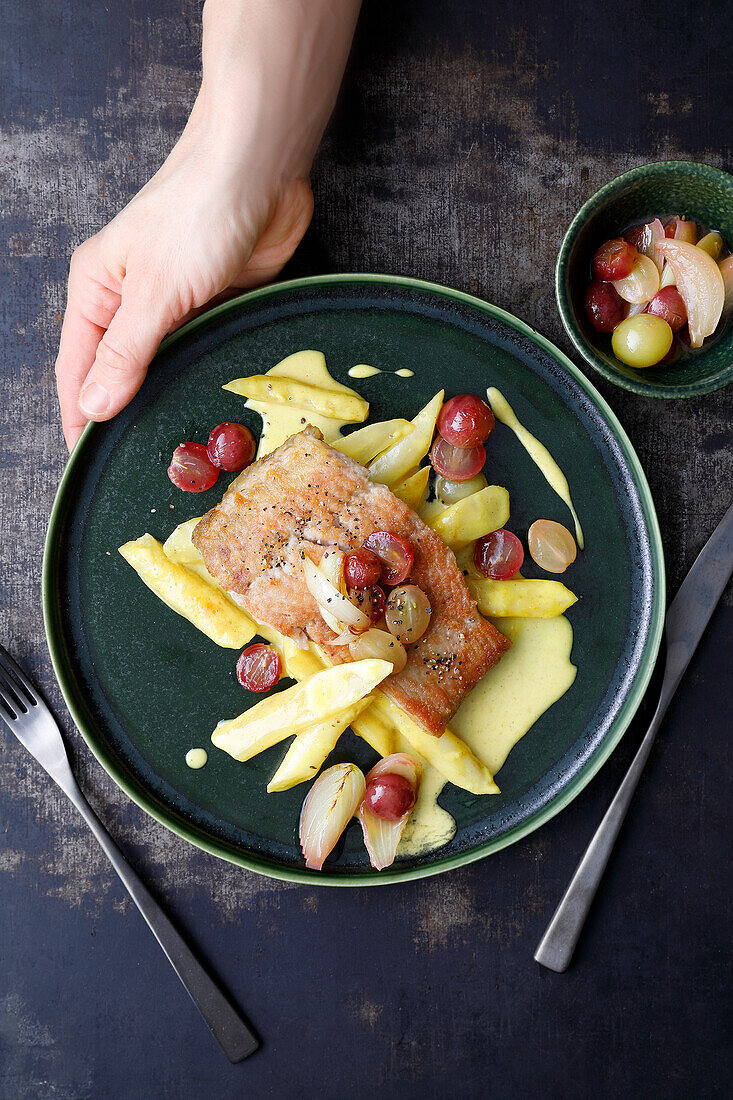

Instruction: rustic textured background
[1,2,731,1097]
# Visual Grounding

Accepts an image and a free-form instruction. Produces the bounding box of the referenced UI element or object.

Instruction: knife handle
[533,694,665,972]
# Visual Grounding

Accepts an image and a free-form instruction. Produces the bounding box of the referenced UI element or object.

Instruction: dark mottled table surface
[1,3,731,1097]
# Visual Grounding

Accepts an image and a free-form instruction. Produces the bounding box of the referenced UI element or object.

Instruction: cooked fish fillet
[193,427,509,735]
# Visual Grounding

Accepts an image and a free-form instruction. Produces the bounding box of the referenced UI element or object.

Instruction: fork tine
[0,677,22,720]
[0,645,38,708]
[0,664,28,709]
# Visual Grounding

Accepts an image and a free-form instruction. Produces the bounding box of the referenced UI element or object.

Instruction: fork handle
[59,771,258,1062]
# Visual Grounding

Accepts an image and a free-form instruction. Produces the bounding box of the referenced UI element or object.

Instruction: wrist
[196,0,360,181]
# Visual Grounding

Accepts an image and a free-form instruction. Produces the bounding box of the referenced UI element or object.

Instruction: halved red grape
[167,442,219,492]
[437,394,495,448]
[362,532,415,585]
[207,422,256,472]
[344,547,382,589]
[584,281,625,333]
[236,643,281,692]
[473,529,524,580]
[646,286,687,332]
[591,238,637,281]
[364,773,416,821]
[430,437,486,482]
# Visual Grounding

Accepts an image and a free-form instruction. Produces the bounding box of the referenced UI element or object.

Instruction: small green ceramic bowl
[556,161,733,398]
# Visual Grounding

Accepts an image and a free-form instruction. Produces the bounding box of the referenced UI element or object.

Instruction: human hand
[55,0,361,450]
[55,119,313,449]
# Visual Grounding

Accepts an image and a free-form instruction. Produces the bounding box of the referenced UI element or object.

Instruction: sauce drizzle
[487,387,585,549]
[348,364,414,379]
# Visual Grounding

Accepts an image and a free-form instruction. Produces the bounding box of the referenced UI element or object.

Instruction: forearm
[194,0,361,183]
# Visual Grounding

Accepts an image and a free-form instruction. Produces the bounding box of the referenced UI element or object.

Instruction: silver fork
[0,644,258,1063]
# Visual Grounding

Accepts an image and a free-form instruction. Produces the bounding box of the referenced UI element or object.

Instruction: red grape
[584,281,625,333]
[236,644,281,692]
[437,394,495,448]
[207,422,256,472]
[167,442,219,492]
[623,224,647,251]
[430,436,486,481]
[591,238,637,281]
[362,532,415,585]
[646,287,687,332]
[664,219,677,239]
[473,529,524,580]
[364,773,416,821]
[344,547,382,589]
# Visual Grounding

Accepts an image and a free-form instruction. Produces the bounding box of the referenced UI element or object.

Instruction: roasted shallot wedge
[299,762,366,871]
[655,238,725,348]
[638,218,666,275]
[358,754,422,870]
[719,254,733,310]
[303,555,370,636]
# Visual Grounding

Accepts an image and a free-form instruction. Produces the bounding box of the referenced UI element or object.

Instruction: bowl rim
[43,272,666,887]
[555,159,733,399]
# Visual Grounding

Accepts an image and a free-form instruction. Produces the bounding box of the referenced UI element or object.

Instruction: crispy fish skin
[193,428,509,735]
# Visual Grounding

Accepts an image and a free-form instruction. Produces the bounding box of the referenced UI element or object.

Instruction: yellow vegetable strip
[426,485,510,549]
[163,517,203,564]
[212,659,392,762]
[118,534,257,649]
[266,697,374,792]
[332,419,414,465]
[469,577,577,618]
[223,375,369,423]
[392,466,430,511]
[368,390,444,486]
[370,694,500,796]
[350,709,397,758]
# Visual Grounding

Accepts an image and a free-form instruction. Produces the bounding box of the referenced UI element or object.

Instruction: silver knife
[535,502,733,972]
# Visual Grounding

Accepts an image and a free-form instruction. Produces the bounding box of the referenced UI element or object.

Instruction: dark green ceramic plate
[43,275,665,885]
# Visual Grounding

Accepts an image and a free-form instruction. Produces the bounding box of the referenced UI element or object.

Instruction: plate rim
[42,272,666,886]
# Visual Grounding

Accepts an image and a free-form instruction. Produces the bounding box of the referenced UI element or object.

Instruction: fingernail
[79,381,110,418]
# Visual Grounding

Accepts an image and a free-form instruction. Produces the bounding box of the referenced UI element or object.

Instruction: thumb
[78,290,170,422]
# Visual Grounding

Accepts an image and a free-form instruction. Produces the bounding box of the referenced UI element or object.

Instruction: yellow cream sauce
[348,364,415,379]
[185,748,208,769]
[487,387,584,550]
[398,616,576,855]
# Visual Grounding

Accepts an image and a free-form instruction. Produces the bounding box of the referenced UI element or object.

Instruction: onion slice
[673,217,698,244]
[329,626,362,646]
[299,763,366,871]
[719,254,733,310]
[320,548,347,595]
[641,218,666,275]
[303,556,370,634]
[613,254,660,304]
[655,239,725,348]
[358,754,422,871]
